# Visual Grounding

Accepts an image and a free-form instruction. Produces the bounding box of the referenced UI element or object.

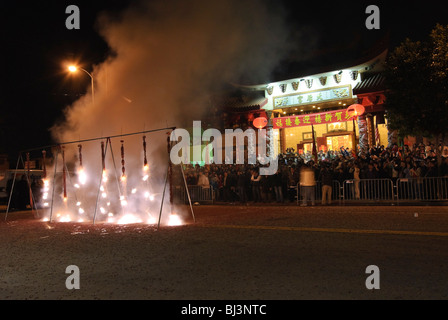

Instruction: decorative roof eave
[229,82,267,92]
[352,73,386,95]
[223,97,268,112]
[232,49,388,91]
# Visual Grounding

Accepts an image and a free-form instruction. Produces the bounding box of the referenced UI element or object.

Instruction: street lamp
[68,65,95,106]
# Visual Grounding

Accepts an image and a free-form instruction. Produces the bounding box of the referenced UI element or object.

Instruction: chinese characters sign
[273,108,356,129]
[273,85,351,108]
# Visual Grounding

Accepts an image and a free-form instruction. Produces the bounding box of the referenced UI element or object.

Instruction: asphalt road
[1,204,448,304]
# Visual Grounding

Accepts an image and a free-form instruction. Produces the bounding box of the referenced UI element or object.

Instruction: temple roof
[233,33,390,90]
[353,72,386,95]
[221,96,268,112]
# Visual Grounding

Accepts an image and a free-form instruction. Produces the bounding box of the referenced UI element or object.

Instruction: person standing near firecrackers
[299,163,316,206]
[6,177,18,211]
[260,173,272,202]
[216,174,224,201]
[16,175,30,210]
[287,165,299,203]
[197,171,209,187]
[209,172,219,200]
[236,169,247,204]
[222,171,229,201]
[272,168,284,203]
[410,162,422,199]
[319,164,333,205]
[227,169,238,203]
[250,168,261,202]
[425,160,438,178]
[353,162,361,200]
[441,157,448,177]
[31,177,43,209]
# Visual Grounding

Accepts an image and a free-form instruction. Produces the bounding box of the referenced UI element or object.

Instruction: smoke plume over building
[45,0,294,224]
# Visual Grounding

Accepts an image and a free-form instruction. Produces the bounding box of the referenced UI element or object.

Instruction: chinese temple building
[231,48,389,158]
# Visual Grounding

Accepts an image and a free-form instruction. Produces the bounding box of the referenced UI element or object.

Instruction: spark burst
[37,133,186,228]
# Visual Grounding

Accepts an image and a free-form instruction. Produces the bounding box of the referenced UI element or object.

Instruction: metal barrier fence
[173,185,214,204]
[396,177,448,201]
[296,180,342,205]
[343,178,395,202]
[173,177,448,205]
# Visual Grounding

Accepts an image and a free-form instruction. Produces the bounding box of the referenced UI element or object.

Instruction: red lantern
[347,104,365,117]
[253,117,268,129]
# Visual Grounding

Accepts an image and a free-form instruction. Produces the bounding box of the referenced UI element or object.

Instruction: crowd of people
[177,143,448,204]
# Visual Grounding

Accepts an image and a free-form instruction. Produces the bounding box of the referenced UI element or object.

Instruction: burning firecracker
[30,128,188,227]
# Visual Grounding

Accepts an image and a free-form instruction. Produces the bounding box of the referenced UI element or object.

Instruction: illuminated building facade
[231,49,389,158]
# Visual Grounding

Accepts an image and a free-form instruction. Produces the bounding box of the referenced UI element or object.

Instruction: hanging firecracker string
[41,150,49,206]
[101,141,107,182]
[101,141,106,172]
[166,132,170,155]
[26,152,30,175]
[167,133,173,207]
[143,136,148,169]
[26,152,34,210]
[78,144,83,168]
[98,140,110,202]
[121,140,126,180]
[142,136,149,182]
[120,140,128,206]
[61,146,67,200]
[77,144,87,185]
[42,150,47,179]
[141,135,152,200]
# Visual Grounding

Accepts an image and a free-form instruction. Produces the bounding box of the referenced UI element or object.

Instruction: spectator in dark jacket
[236,170,247,204]
[425,160,438,177]
[16,175,30,210]
[319,165,334,205]
[273,169,284,203]
[364,163,379,179]
[250,168,262,202]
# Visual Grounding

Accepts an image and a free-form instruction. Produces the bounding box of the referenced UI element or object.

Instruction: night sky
[1,0,447,161]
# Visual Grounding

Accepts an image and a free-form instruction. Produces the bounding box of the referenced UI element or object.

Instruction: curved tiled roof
[222,96,268,112]
[353,73,385,95]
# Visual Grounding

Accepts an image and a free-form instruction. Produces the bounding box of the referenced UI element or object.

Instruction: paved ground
[1,203,448,304]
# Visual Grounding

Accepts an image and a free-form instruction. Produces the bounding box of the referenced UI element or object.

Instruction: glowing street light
[68,65,95,106]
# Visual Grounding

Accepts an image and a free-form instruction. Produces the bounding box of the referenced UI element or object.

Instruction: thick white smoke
[47,0,293,224]
[53,0,291,141]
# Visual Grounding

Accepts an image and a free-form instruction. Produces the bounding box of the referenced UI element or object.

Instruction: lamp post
[68,65,94,106]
